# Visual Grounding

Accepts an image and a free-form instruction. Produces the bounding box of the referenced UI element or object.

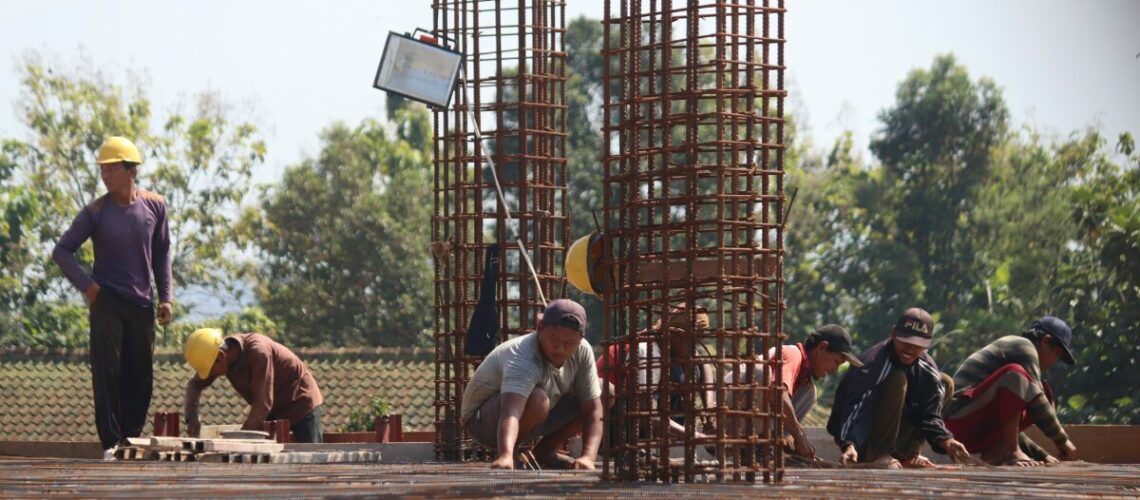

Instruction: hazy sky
[2,1,1137,183]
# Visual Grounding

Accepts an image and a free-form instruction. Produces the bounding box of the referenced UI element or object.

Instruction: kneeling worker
[943,317,1078,465]
[183,328,325,443]
[461,299,604,470]
[827,308,969,467]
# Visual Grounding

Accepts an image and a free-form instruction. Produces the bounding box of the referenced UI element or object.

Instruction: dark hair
[804,332,824,352]
[1021,325,1045,342]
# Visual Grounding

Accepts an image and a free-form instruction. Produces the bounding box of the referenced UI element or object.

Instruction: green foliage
[868,53,1009,330]
[785,54,1137,423]
[243,108,433,347]
[564,16,609,340]
[342,396,392,432]
[159,307,279,348]
[0,51,264,348]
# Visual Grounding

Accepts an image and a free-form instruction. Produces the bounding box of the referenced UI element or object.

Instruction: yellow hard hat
[566,234,596,295]
[96,136,142,165]
[566,231,613,296]
[184,328,223,379]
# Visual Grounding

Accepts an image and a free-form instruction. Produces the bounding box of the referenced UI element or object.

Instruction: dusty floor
[0,457,1136,498]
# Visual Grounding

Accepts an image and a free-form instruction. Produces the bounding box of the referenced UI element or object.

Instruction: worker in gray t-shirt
[461,299,603,470]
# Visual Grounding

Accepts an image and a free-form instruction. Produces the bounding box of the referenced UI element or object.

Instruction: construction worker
[461,299,604,470]
[944,317,1079,466]
[827,308,970,468]
[596,304,716,439]
[182,328,325,443]
[726,324,865,459]
[52,137,173,454]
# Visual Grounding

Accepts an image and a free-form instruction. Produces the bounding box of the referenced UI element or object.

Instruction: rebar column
[432,0,569,460]
[601,0,787,483]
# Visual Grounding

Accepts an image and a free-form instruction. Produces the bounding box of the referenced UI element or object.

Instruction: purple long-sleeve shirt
[52,190,172,307]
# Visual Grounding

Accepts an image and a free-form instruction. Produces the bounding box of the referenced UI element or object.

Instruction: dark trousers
[864,370,954,461]
[88,288,155,450]
[291,406,325,443]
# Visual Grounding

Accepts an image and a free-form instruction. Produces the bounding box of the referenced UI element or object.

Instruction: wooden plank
[124,437,152,447]
[195,452,227,463]
[1025,425,1140,464]
[201,441,283,454]
[200,424,241,439]
[268,451,382,464]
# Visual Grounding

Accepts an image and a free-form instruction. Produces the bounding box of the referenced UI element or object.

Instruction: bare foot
[899,455,937,468]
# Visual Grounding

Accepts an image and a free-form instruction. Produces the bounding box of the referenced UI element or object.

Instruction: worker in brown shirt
[182,328,325,442]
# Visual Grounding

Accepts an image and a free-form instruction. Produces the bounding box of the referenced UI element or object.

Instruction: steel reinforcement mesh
[600,0,788,483]
[431,0,569,461]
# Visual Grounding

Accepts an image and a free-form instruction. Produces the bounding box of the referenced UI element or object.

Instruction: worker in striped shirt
[944,316,1079,466]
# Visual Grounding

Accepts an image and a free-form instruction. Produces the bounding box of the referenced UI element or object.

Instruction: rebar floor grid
[0,458,1136,498]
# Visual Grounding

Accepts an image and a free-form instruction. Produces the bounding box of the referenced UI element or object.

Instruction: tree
[869,53,1009,328]
[563,16,608,339]
[0,51,265,347]
[243,105,434,347]
[1050,131,1140,424]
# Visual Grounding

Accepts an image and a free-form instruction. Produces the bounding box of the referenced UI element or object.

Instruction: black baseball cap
[1033,316,1076,365]
[893,307,934,348]
[540,299,588,335]
[812,324,864,368]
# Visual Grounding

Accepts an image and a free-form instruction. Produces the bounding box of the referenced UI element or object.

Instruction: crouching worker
[723,324,863,460]
[827,308,970,468]
[461,299,604,470]
[944,317,1078,466]
[182,328,325,443]
[777,325,865,459]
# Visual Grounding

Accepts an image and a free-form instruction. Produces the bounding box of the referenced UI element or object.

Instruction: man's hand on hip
[84,283,101,304]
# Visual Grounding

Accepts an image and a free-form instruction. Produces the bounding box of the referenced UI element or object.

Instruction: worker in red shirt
[723,324,864,459]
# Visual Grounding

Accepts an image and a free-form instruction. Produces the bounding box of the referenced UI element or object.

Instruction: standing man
[182,328,325,443]
[461,299,604,470]
[944,317,1078,466]
[52,136,173,454]
[827,308,970,468]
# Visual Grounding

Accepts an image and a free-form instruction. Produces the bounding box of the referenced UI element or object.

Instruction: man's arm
[150,198,173,325]
[52,210,96,298]
[183,376,215,437]
[492,392,529,469]
[574,397,604,468]
[1025,393,1076,460]
[781,391,815,458]
[241,351,275,430]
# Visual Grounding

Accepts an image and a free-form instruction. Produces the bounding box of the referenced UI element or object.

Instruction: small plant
[342,396,392,432]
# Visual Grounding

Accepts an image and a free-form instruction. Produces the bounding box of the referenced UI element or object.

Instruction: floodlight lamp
[373,30,464,109]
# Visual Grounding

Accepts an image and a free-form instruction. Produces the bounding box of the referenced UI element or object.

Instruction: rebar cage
[431,0,569,461]
[600,0,788,483]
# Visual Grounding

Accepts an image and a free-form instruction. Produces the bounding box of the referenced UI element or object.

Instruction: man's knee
[994,363,1031,383]
[525,387,552,417]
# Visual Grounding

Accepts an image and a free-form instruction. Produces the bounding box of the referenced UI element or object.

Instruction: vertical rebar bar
[601,0,787,483]
[432,0,568,461]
